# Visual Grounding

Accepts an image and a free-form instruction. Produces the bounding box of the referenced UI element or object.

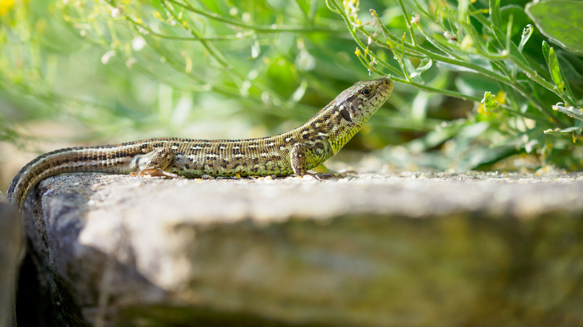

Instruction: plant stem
[396,0,417,46]
[168,0,339,34]
[127,18,256,41]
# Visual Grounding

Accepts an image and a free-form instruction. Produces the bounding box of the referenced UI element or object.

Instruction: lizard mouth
[372,77,393,104]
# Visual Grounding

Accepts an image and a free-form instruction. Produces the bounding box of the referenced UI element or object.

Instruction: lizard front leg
[130,148,179,178]
[290,143,308,176]
[290,141,334,178]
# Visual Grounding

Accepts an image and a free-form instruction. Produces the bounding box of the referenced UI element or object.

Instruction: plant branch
[168,0,340,34]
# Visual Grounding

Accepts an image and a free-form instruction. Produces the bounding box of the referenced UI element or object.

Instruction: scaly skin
[7,78,393,210]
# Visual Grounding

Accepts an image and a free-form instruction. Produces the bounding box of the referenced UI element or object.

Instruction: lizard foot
[131,168,179,178]
[310,172,343,180]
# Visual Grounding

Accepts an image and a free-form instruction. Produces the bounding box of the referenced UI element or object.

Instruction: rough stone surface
[0,201,23,327]
[19,171,583,326]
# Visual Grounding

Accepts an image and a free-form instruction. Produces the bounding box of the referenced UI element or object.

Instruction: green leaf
[500,5,531,40]
[544,126,582,135]
[541,40,551,64]
[542,41,575,102]
[552,103,583,121]
[458,0,469,22]
[404,57,423,83]
[491,25,531,68]
[489,0,501,29]
[410,58,433,78]
[548,47,565,95]
[481,91,499,112]
[518,24,533,52]
[525,0,583,54]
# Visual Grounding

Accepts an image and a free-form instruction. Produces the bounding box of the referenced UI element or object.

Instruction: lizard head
[320,77,392,153]
[334,77,393,124]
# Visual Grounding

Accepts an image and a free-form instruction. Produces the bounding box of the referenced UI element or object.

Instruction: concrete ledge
[20,172,583,326]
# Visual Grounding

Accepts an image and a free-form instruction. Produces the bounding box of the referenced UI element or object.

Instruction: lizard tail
[6,144,143,210]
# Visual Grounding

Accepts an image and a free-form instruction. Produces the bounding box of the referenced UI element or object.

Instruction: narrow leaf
[552,103,583,122]
[541,40,551,65]
[458,0,469,23]
[492,26,530,68]
[544,126,582,135]
[548,47,565,96]
[518,24,533,52]
[410,58,433,78]
[543,41,575,102]
[556,54,576,102]
[489,0,501,29]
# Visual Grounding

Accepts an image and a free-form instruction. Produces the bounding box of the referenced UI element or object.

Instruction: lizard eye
[361,88,372,96]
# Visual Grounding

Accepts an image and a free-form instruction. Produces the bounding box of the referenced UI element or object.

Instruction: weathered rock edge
[21,172,583,326]
[0,200,23,327]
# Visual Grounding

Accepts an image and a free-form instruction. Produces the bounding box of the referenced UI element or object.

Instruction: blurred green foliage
[1,0,583,171]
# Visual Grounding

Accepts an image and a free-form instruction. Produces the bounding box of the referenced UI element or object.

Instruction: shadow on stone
[0,201,23,327]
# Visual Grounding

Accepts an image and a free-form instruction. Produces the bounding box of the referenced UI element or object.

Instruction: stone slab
[19,172,583,326]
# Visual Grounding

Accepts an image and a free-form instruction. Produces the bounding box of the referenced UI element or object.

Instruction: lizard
[6,77,393,210]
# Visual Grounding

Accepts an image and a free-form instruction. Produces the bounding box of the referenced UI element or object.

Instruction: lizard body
[7,78,392,210]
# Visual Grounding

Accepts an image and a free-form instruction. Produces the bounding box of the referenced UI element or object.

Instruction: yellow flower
[494,90,505,104]
[354,47,361,56]
[0,0,15,16]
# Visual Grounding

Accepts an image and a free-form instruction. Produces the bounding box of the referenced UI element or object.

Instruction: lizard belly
[169,153,294,177]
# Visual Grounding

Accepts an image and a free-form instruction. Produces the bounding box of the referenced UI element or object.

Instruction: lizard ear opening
[340,109,352,122]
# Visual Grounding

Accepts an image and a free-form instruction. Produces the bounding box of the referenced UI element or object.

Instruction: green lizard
[7,78,392,210]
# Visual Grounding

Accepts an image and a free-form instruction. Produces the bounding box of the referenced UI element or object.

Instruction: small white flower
[368,36,372,45]
[295,50,316,71]
[251,40,260,58]
[240,80,251,97]
[111,8,120,18]
[247,70,258,80]
[411,13,420,24]
[101,50,116,64]
[132,36,146,51]
[229,7,238,16]
[126,58,137,68]
[136,26,150,35]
